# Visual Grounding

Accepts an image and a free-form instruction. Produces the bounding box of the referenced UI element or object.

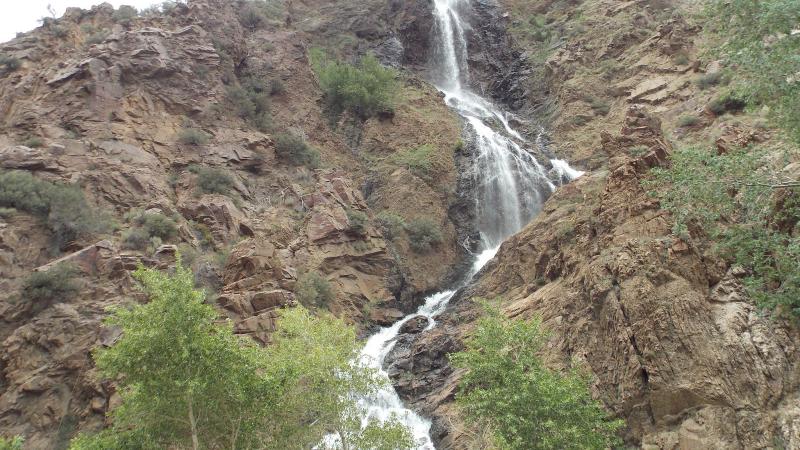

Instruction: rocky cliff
[0,0,469,446]
[385,0,800,449]
[1,0,798,449]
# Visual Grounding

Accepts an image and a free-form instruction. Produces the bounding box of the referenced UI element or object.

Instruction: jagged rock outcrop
[389,107,800,449]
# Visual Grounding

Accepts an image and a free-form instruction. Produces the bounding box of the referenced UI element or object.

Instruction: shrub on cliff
[346,209,368,235]
[393,144,436,179]
[646,145,800,318]
[69,263,412,449]
[376,211,406,240]
[21,263,81,305]
[0,436,24,450]
[123,211,178,251]
[177,127,210,146]
[0,170,110,250]
[405,218,443,253]
[227,78,273,132]
[295,271,334,307]
[451,301,624,450]
[704,0,800,142]
[0,55,21,74]
[274,132,321,167]
[189,165,234,196]
[112,5,138,24]
[310,48,399,120]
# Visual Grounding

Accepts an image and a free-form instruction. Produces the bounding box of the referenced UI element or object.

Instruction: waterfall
[350,0,583,448]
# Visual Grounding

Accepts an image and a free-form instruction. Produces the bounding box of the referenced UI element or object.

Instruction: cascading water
[352,0,583,448]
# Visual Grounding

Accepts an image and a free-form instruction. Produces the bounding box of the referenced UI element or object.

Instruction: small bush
[394,144,435,179]
[405,218,443,253]
[677,114,700,127]
[695,71,723,90]
[125,211,179,247]
[346,209,368,235]
[673,53,690,66]
[0,435,24,450]
[136,212,178,240]
[112,5,138,24]
[0,55,21,73]
[238,4,266,30]
[295,272,334,307]
[226,83,272,131]
[588,96,610,116]
[0,207,16,219]
[0,170,110,249]
[708,93,746,116]
[85,30,110,46]
[269,78,286,96]
[122,227,151,250]
[376,211,405,240]
[274,133,320,167]
[310,49,399,119]
[190,166,234,196]
[177,128,210,146]
[22,136,43,148]
[21,263,80,304]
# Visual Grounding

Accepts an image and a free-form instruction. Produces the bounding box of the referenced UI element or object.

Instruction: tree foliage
[450,302,623,450]
[0,170,110,250]
[71,262,412,449]
[704,0,800,142]
[310,49,399,120]
[646,145,800,318]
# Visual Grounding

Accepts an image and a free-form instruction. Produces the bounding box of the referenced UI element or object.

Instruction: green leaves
[72,262,413,449]
[451,301,623,450]
[310,49,399,120]
[646,144,800,319]
[704,0,800,142]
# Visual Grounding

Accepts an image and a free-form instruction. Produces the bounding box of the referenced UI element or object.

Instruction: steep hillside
[0,0,468,446]
[386,0,800,448]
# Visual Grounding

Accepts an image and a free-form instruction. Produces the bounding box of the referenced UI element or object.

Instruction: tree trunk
[187,395,199,450]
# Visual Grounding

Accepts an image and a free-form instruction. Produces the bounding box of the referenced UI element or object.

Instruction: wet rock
[399,315,429,334]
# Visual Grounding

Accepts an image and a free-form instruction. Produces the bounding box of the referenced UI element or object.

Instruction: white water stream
[350,0,583,448]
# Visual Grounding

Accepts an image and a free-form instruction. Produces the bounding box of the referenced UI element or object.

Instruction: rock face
[0,0,467,445]
[390,107,800,449]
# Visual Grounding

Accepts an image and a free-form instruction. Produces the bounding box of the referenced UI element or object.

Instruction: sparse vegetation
[21,263,80,304]
[677,114,699,127]
[704,0,800,142]
[0,436,24,450]
[274,132,320,167]
[405,218,443,253]
[376,211,405,240]
[707,92,746,116]
[647,144,800,319]
[84,29,110,46]
[0,55,21,74]
[588,96,610,116]
[451,301,624,450]
[295,271,335,308]
[177,127,210,146]
[123,211,178,250]
[238,4,266,30]
[189,166,235,196]
[393,144,436,179]
[22,136,43,148]
[346,209,368,235]
[112,5,138,24]
[0,170,110,250]
[310,48,399,120]
[226,80,272,131]
[695,71,724,90]
[269,78,286,96]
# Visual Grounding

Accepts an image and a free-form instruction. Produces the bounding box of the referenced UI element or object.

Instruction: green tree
[71,262,412,449]
[310,49,399,120]
[646,145,800,318]
[450,301,623,450]
[0,436,24,450]
[704,0,800,142]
